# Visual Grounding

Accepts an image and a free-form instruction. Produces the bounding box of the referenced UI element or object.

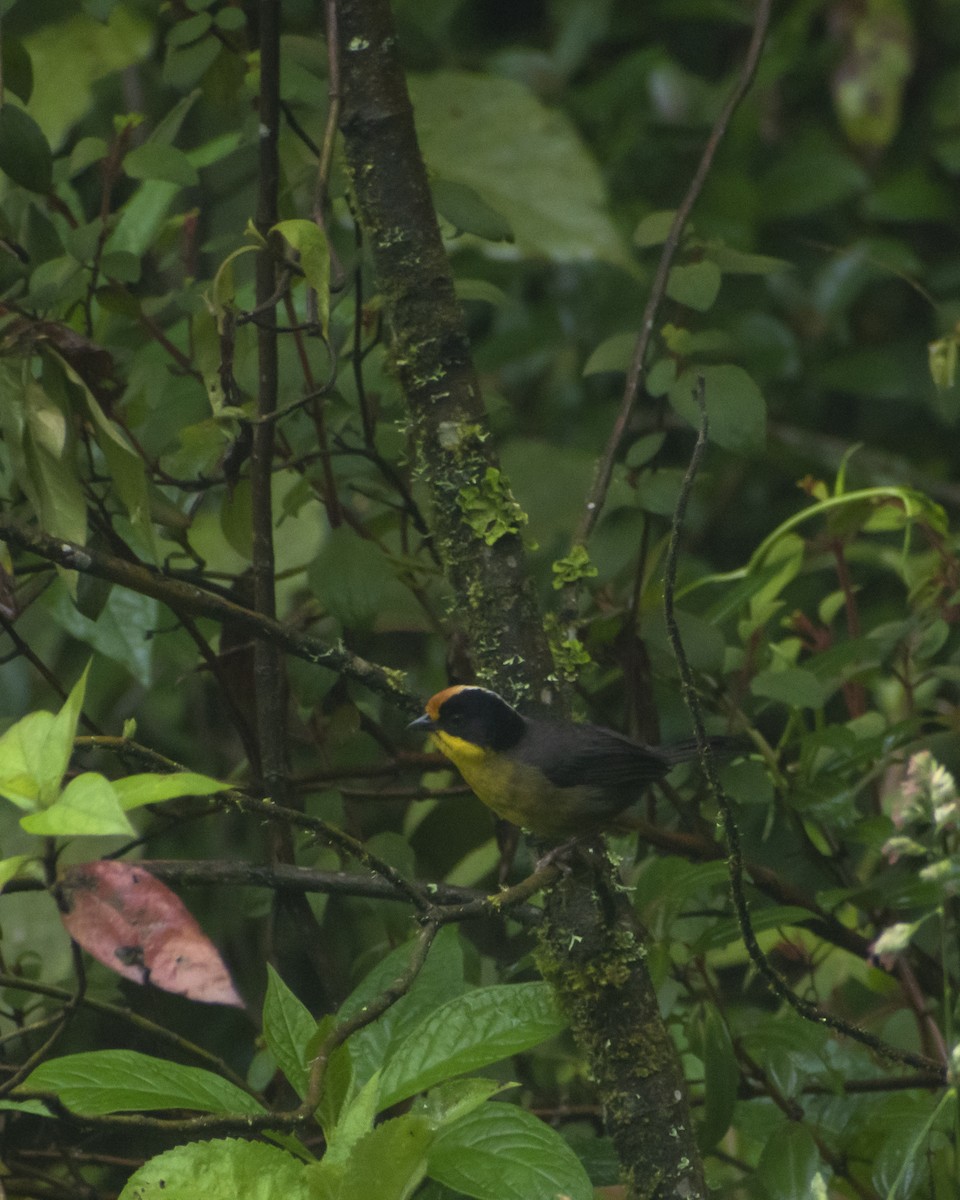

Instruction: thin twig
[662,377,945,1080]
[575,0,773,545]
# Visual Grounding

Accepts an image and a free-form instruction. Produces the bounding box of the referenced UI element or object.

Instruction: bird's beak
[407,714,436,731]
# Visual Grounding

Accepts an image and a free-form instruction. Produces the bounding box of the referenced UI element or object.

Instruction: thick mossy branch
[335,0,552,698]
[537,849,707,1200]
[334,3,708,1196]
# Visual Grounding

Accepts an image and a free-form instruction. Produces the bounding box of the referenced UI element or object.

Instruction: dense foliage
[0,0,959,1197]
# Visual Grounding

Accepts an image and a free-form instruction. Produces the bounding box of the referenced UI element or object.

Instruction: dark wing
[516,721,676,790]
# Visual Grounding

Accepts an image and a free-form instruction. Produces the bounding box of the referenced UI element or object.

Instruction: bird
[408,684,725,838]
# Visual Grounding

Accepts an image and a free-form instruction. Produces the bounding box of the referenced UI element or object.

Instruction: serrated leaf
[337,1115,432,1200]
[22,1050,264,1116]
[378,982,566,1108]
[119,1138,310,1200]
[263,965,318,1098]
[428,1104,592,1200]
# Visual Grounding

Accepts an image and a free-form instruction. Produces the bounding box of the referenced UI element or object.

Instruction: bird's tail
[661,734,740,767]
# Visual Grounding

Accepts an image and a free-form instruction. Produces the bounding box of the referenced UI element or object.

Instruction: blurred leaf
[666,260,721,311]
[831,0,914,150]
[0,103,52,192]
[112,772,231,809]
[751,666,830,710]
[432,177,513,242]
[698,1006,736,1150]
[409,71,629,265]
[272,219,330,335]
[125,142,199,187]
[309,527,392,628]
[58,860,242,1004]
[583,331,635,376]
[755,1121,820,1198]
[669,364,766,453]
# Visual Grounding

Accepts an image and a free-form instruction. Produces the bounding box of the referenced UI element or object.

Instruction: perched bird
[409,684,723,838]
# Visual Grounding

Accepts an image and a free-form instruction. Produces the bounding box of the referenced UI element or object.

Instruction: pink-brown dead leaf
[59,860,243,1007]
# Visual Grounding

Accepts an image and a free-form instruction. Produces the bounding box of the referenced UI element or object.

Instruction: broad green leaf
[378,982,566,1109]
[343,926,466,1091]
[23,1050,265,1116]
[415,1079,512,1129]
[326,1071,383,1167]
[0,103,52,192]
[272,219,330,335]
[666,260,721,311]
[583,331,635,376]
[262,965,318,1099]
[751,667,830,711]
[669,364,766,453]
[113,772,231,810]
[45,582,158,687]
[25,7,151,148]
[124,142,199,186]
[755,1121,821,1199]
[428,1104,592,1200]
[705,243,790,275]
[118,1138,310,1200]
[432,177,513,242]
[2,38,34,104]
[20,772,134,836]
[409,71,629,266]
[0,855,33,887]
[337,1115,432,1200]
[309,526,392,628]
[0,663,89,811]
[698,1006,737,1151]
[0,1099,52,1117]
[634,209,678,247]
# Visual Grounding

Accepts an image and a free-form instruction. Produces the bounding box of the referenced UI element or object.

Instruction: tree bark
[334,2,707,1195]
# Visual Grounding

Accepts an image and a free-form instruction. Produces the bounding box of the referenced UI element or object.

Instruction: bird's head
[408,685,527,751]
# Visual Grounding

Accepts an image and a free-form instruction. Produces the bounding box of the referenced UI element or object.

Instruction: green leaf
[262,965,318,1099]
[336,1115,432,1200]
[583,331,635,376]
[343,926,466,1092]
[698,1006,737,1150]
[23,1050,265,1116]
[0,663,89,811]
[751,667,830,711]
[272,219,330,335]
[0,103,52,192]
[669,364,766,453]
[124,142,199,187]
[309,527,392,628]
[633,209,678,247]
[378,982,566,1109]
[432,177,513,242]
[755,1121,821,1199]
[118,1139,310,1200]
[428,1104,592,1200]
[666,260,721,311]
[2,38,34,104]
[20,772,134,836]
[112,772,231,810]
[409,71,629,266]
